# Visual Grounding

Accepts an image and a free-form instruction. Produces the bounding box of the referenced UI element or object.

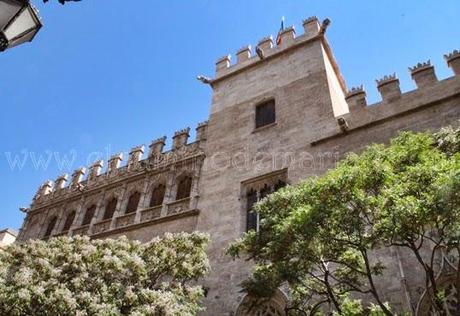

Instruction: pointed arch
[125,191,141,214]
[82,205,96,225]
[44,216,57,237]
[176,176,192,200]
[150,184,166,207]
[62,210,76,232]
[103,197,118,220]
[236,289,287,316]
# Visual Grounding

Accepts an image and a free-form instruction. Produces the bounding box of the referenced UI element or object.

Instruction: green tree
[0,232,209,316]
[229,125,460,316]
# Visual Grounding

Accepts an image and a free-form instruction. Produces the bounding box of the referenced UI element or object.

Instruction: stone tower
[195,17,352,314]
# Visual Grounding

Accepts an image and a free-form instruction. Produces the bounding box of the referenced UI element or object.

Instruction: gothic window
[255,99,276,129]
[82,205,96,226]
[236,290,287,316]
[103,198,118,220]
[44,216,57,237]
[260,183,272,200]
[176,176,192,200]
[246,189,258,231]
[62,210,75,232]
[244,172,287,232]
[125,191,141,214]
[274,180,286,192]
[150,184,166,207]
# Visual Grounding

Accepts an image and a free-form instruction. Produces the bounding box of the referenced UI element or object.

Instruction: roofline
[0,228,18,237]
[209,33,347,94]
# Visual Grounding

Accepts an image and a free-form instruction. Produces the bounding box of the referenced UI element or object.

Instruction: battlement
[345,85,367,110]
[32,121,208,205]
[212,16,326,81]
[349,51,458,107]
[444,49,460,75]
[312,49,460,145]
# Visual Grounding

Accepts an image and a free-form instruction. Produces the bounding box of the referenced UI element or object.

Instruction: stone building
[0,228,17,248]
[16,16,460,315]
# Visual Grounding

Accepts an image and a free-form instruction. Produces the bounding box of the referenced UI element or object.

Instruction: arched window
[246,179,287,232]
[125,192,141,214]
[246,188,258,232]
[82,205,96,226]
[176,176,192,200]
[236,290,287,316]
[62,210,75,232]
[103,197,118,220]
[149,184,165,207]
[44,216,57,237]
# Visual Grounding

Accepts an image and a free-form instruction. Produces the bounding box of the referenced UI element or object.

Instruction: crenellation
[215,55,231,74]
[213,16,326,81]
[236,45,252,64]
[54,174,68,190]
[88,160,104,182]
[107,153,123,175]
[196,121,209,142]
[302,16,320,35]
[173,127,191,150]
[409,60,437,88]
[376,73,401,102]
[278,26,296,47]
[128,145,145,170]
[444,49,460,75]
[345,85,367,110]
[40,180,53,196]
[149,136,166,157]
[71,167,85,188]
[257,36,273,52]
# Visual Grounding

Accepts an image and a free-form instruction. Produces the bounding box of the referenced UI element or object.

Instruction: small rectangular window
[255,99,276,129]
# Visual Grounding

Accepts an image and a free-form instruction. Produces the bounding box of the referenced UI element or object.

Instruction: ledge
[167,197,191,206]
[90,209,200,239]
[72,224,89,236]
[53,231,69,237]
[94,218,112,226]
[116,212,136,220]
[311,76,460,146]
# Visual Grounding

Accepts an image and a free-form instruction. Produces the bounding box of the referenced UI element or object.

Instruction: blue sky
[1,0,459,230]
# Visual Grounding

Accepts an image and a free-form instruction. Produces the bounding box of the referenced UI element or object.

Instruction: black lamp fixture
[0,0,42,52]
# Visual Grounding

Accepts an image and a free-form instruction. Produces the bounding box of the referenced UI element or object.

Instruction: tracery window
[103,198,118,220]
[44,216,57,237]
[82,205,96,225]
[236,290,287,316]
[150,184,166,207]
[243,170,287,232]
[125,191,141,214]
[62,210,75,232]
[246,189,258,231]
[176,176,192,200]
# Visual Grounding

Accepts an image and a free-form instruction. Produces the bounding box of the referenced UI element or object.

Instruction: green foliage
[0,232,209,316]
[229,126,460,315]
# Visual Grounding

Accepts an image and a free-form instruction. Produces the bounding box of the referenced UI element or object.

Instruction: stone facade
[17,16,460,315]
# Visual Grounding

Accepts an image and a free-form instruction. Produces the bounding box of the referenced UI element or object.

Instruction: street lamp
[0,0,42,52]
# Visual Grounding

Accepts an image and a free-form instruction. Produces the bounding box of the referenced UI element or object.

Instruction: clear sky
[1,0,459,231]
